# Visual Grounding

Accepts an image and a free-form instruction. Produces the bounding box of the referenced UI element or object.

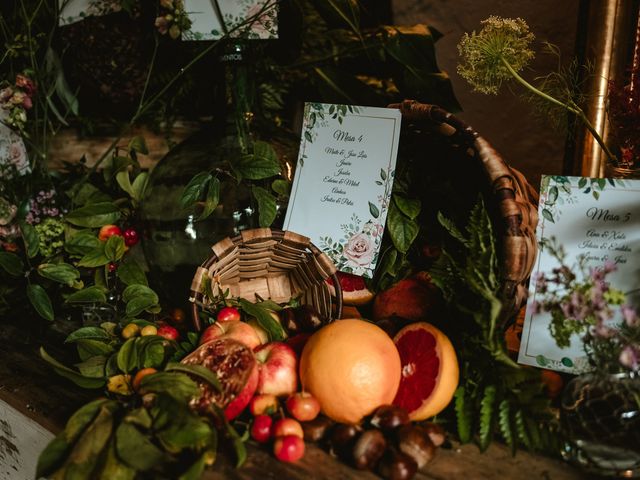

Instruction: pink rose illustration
[344,232,374,267]
[246,2,275,37]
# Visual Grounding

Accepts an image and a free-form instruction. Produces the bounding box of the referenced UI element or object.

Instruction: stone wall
[392,0,581,187]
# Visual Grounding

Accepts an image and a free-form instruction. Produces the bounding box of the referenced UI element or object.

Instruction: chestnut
[293,305,325,332]
[352,429,387,470]
[301,415,334,443]
[329,423,361,460]
[377,449,418,480]
[370,405,410,431]
[420,422,446,447]
[396,425,435,469]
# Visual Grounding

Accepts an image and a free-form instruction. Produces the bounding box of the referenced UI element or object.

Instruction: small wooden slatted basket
[388,100,539,320]
[189,228,342,331]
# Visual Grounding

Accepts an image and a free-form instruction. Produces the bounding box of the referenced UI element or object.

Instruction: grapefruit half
[392,322,459,421]
[327,272,374,306]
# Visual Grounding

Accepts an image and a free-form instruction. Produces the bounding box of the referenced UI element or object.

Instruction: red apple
[157,325,179,341]
[286,392,321,422]
[273,435,305,462]
[217,306,241,323]
[200,320,262,350]
[247,319,269,345]
[98,224,122,241]
[254,342,298,397]
[251,414,273,443]
[249,393,279,416]
[272,418,304,439]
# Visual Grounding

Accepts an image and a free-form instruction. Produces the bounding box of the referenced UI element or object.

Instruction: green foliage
[238,298,286,341]
[431,199,558,453]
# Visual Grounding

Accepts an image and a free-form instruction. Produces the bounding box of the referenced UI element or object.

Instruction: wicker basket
[189,228,343,331]
[388,100,539,320]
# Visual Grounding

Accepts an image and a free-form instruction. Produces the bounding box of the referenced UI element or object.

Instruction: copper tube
[572,0,639,177]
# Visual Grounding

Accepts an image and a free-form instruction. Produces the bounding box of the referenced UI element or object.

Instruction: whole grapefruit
[299,319,401,424]
[392,322,459,421]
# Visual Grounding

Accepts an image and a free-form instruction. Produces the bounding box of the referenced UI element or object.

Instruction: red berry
[123,228,139,247]
[217,306,241,323]
[286,392,321,422]
[272,418,304,439]
[157,325,179,341]
[251,415,273,443]
[273,435,305,462]
[99,224,122,241]
[108,262,117,272]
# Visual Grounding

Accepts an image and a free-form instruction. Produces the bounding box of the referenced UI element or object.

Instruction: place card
[283,103,402,279]
[518,175,640,374]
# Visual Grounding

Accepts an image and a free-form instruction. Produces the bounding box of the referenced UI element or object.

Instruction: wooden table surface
[0,323,595,480]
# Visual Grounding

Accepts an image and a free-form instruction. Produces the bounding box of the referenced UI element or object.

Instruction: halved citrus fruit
[392,322,459,421]
[300,319,401,424]
[327,272,374,306]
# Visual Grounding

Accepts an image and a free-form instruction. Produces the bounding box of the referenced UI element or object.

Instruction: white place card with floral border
[283,103,402,279]
[518,175,640,374]
[58,0,278,41]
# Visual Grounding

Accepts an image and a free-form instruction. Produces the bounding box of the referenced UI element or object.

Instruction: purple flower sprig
[533,237,640,373]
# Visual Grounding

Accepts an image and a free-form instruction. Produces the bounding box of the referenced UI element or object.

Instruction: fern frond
[478,385,497,451]
[455,386,473,444]
[498,399,515,454]
[515,409,532,450]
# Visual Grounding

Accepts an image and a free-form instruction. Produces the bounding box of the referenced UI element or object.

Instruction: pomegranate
[181,338,259,420]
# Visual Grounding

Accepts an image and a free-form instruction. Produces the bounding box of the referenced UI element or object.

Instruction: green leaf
[393,195,421,220]
[65,230,102,256]
[128,136,148,155]
[116,170,134,197]
[368,201,380,219]
[124,408,153,430]
[117,338,138,373]
[380,168,387,181]
[66,326,111,344]
[38,263,80,285]
[219,409,247,467]
[141,341,165,368]
[78,244,110,268]
[40,347,105,389]
[387,202,419,253]
[66,202,121,228]
[20,221,40,258]
[122,284,158,303]
[577,177,588,189]
[36,434,70,478]
[479,385,497,451]
[198,176,220,220]
[115,423,164,472]
[65,398,112,442]
[454,386,472,443]
[77,339,114,361]
[140,372,200,402]
[0,251,24,276]
[498,399,514,452]
[180,172,211,209]
[271,179,290,196]
[99,438,136,480]
[178,453,207,480]
[28,284,54,321]
[233,142,281,180]
[66,286,107,304]
[126,296,159,316]
[541,208,555,223]
[166,363,221,392]
[304,130,313,143]
[63,403,115,477]
[251,186,277,227]
[75,355,107,378]
[45,47,79,116]
[104,235,126,262]
[131,172,149,201]
[239,298,286,341]
[116,259,148,286]
[546,186,559,206]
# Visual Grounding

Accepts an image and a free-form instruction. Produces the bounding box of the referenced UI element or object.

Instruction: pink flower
[15,74,36,97]
[621,304,639,327]
[619,345,639,371]
[245,2,274,37]
[9,142,28,171]
[0,87,13,103]
[343,232,374,267]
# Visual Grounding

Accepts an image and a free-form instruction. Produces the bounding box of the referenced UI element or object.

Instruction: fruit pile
[171,271,460,478]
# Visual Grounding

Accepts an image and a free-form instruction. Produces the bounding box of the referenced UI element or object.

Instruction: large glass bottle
[140,42,260,304]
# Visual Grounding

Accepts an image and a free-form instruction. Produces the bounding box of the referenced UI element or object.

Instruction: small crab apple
[133,367,158,391]
[122,323,140,339]
[217,306,241,323]
[286,392,321,422]
[251,414,273,443]
[249,393,279,416]
[99,224,122,241]
[272,418,304,439]
[141,325,158,336]
[273,435,305,463]
[157,325,179,341]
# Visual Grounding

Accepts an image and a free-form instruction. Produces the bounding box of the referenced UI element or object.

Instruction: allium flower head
[457,16,535,94]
